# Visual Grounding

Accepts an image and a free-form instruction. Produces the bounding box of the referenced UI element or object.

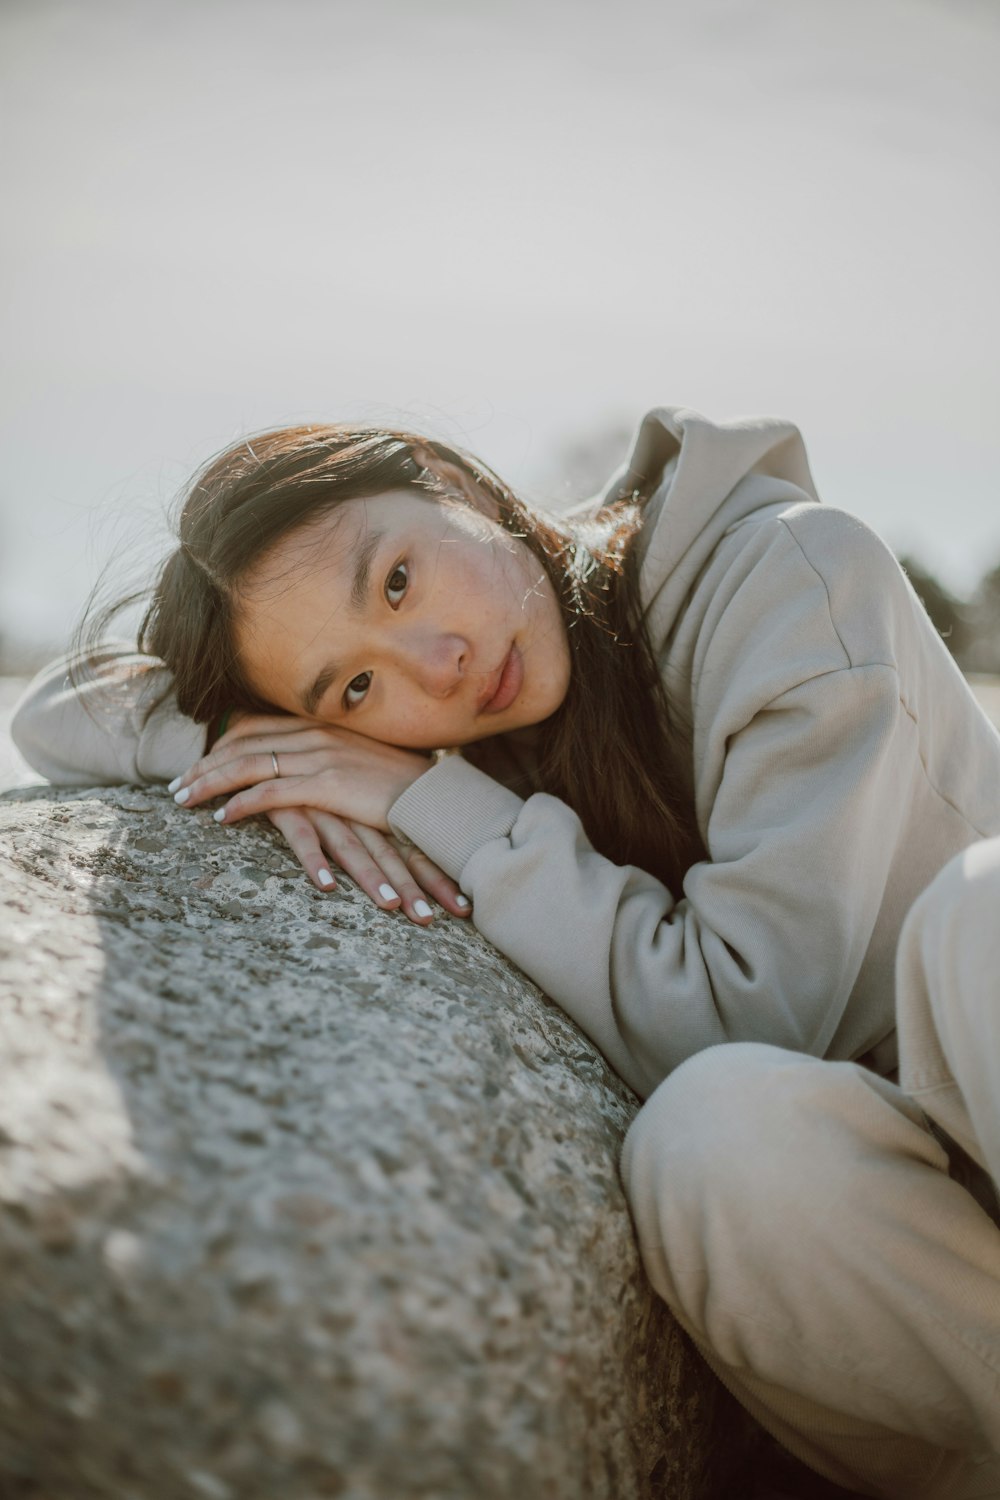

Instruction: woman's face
[231,488,572,750]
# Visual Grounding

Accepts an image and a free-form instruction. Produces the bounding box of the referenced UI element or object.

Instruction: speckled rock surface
[0,785,739,1500]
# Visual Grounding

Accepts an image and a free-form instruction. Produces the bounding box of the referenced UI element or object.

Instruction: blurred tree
[896,552,1000,675]
[964,561,1000,675]
[897,555,972,664]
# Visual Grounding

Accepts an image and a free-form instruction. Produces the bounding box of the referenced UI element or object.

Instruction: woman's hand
[170,711,469,926]
[265,805,470,927]
[175,710,429,828]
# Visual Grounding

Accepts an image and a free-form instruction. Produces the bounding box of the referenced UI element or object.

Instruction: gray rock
[0,785,741,1500]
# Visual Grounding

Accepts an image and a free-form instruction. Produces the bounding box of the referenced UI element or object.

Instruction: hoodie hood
[584,406,821,644]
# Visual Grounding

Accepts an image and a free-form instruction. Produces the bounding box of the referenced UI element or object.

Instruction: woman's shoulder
[689,500,936,703]
[767,503,918,665]
[770,500,901,577]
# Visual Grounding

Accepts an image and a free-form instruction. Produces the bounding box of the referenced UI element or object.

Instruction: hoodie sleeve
[389,662,916,1100]
[10,646,207,786]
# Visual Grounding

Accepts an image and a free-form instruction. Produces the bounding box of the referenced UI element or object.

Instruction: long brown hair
[78,425,704,891]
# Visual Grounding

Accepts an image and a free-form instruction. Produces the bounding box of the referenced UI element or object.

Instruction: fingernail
[317,868,334,887]
[213,807,227,822]
[173,787,191,804]
[413,899,433,919]
[167,776,183,793]
[378,883,399,902]
[455,894,471,909]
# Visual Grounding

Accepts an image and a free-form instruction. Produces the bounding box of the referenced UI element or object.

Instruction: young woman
[12,407,1000,1498]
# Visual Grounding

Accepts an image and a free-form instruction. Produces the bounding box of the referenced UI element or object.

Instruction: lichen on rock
[0,784,737,1499]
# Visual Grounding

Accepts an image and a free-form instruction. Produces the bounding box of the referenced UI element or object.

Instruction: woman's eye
[385,562,408,606]
[343,671,372,709]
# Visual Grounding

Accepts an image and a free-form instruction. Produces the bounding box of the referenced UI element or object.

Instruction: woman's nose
[395,629,467,697]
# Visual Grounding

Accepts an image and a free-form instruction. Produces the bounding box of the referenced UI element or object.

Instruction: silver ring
[270,750,280,778]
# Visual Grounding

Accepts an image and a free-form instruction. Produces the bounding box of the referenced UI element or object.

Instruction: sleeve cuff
[137,694,210,783]
[388,755,525,880]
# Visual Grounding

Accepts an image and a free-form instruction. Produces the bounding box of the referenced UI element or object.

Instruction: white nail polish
[317,869,334,887]
[378,883,399,902]
[167,776,182,793]
[455,894,470,909]
[173,787,191,804]
[213,808,226,822]
[414,899,433,919]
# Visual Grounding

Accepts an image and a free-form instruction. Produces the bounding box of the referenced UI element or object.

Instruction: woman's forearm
[11,645,207,786]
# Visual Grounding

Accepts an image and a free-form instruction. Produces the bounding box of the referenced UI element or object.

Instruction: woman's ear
[410,444,500,520]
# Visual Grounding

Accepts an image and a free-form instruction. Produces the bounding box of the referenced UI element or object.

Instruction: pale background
[1,0,998,665]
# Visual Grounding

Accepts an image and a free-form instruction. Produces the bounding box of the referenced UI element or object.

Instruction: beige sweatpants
[620,838,1000,1500]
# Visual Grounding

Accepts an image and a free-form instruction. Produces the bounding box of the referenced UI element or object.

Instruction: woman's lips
[479,644,523,715]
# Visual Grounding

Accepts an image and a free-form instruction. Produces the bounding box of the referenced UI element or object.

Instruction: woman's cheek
[370,702,445,753]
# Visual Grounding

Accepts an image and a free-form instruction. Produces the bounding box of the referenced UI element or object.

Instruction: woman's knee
[621,1044,815,1284]
[897,838,1000,1071]
[622,1041,788,1176]
[901,838,1000,983]
[619,1042,939,1335]
[898,839,1000,1172]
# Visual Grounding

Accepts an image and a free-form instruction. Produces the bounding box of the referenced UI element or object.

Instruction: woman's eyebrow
[300,526,386,716]
[349,526,385,611]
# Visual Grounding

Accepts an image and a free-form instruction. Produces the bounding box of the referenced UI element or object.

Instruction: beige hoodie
[13,409,1000,1098]
[387,409,1000,1095]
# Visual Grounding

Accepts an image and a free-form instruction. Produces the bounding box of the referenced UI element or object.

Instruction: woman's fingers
[209,774,337,826]
[265,806,339,892]
[308,814,410,916]
[264,808,469,928]
[170,735,331,800]
[171,723,430,835]
[387,836,472,920]
[346,822,465,926]
[203,767,408,835]
[172,755,338,810]
[265,807,404,914]
[172,724,461,927]
[170,750,276,805]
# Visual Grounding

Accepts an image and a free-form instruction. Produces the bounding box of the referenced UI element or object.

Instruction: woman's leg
[620,1041,1000,1499]
[896,835,1000,1187]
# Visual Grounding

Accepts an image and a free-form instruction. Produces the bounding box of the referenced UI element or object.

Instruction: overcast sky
[1,0,998,656]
